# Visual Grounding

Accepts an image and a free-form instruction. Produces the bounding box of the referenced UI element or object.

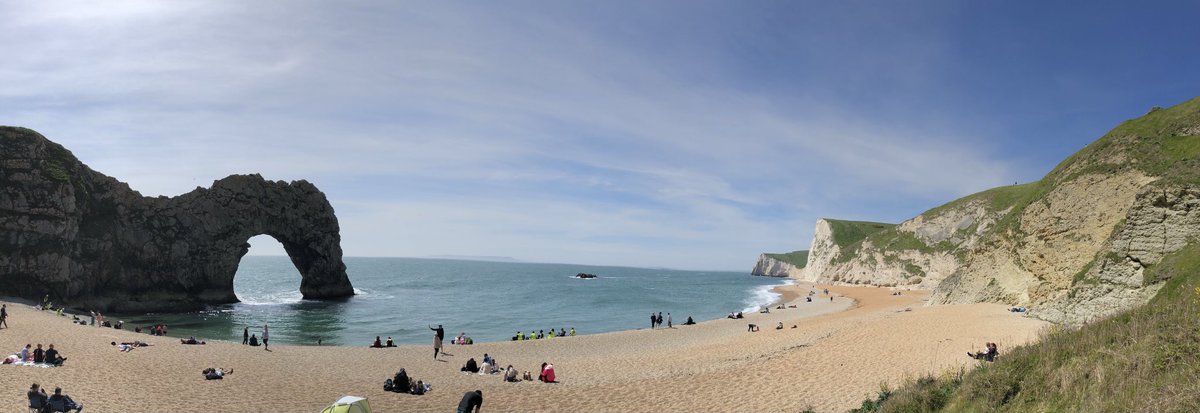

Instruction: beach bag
[383,379,394,392]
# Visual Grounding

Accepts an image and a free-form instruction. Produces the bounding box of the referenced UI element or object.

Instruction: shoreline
[0,284,1048,412]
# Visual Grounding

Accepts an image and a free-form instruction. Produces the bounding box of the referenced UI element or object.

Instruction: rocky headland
[0,126,354,312]
[751,251,808,277]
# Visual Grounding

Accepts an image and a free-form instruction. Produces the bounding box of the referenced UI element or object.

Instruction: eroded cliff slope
[802,97,1200,324]
[751,250,808,277]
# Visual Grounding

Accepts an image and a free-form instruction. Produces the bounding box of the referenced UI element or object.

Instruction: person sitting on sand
[411,380,426,395]
[371,336,383,348]
[181,337,206,345]
[736,312,744,319]
[538,362,557,383]
[48,386,84,413]
[202,367,232,380]
[461,358,479,373]
[393,369,411,394]
[776,322,784,330]
[747,324,759,332]
[760,307,770,314]
[537,330,544,339]
[570,327,576,336]
[727,312,736,319]
[33,344,45,363]
[504,365,519,382]
[968,343,999,361]
[17,344,32,362]
[523,370,533,381]
[45,344,64,366]
[386,337,395,347]
[559,328,567,336]
[248,334,260,346]
[480,359,494,375]
[513,331,522,341]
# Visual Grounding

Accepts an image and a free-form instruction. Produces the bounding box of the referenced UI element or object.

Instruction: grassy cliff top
[764,250,809,268]
[890,96,1200,242]
[823,219,895,248]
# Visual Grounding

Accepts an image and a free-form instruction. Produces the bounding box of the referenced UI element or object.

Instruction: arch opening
[233,235,306,305]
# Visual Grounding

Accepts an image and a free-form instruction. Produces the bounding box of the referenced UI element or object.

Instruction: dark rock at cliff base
[0,126,354,311]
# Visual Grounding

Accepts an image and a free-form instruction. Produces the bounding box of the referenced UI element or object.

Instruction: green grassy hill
[854,242,1200,413]
[823,219,895,248]
[765,250,809,268]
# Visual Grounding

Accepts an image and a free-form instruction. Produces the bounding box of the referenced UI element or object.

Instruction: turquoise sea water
[114,256,787,346]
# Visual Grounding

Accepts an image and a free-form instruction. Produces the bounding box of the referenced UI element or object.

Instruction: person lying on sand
[112,342,135,352]
[181,337,205,345]
[202,367,232,380]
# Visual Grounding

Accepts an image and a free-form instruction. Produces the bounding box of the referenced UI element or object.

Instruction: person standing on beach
[657,312,663,329]
[1,304,8,328]
[243,327,249,345]
[667,313,672,328]
[650,313,656,329]
[262,324,269,350]
[430,324,445,359]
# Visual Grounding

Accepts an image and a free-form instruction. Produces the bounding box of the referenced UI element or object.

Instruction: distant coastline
[424,255,520,262]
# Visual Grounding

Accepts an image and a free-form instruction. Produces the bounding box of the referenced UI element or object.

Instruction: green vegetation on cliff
[765,250,809,268]
[861,243,1200,413]
[831,97,1200,271]
[824,219,894,248]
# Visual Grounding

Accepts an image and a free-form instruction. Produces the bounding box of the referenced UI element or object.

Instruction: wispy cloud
[2,1,1042,270]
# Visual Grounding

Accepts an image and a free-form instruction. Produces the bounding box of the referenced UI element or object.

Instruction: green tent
[320,396,371,413]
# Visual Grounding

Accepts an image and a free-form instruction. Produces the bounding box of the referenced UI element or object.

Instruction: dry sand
[0,284,1048,412]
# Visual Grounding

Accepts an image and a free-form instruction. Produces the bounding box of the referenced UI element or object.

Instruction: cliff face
[751,252,806,277]
[0,127,354,312]
[801,97,1200,324]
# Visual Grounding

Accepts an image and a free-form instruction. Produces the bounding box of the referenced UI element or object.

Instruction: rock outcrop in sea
[0,126,354,311]
[793,97,1200,325]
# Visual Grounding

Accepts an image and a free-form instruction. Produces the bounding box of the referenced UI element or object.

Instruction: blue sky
[3,1,1198,271]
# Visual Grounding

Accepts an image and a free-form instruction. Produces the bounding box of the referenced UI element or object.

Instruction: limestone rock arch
[0,126,354,311]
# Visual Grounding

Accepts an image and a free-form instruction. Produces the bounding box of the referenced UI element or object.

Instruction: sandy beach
[0,284,1048,413]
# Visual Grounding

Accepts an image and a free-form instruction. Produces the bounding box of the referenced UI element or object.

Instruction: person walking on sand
[1,304,8,328]
[243,327,249,345]
[262,324,269,350]
[667,313,672,328]
[430,324,445,359]
[656,312,663,329]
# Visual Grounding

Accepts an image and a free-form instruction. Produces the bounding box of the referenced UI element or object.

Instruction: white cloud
[2,1,1018,270]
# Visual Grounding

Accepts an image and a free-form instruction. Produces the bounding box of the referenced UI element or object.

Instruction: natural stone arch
[0,126,354,311]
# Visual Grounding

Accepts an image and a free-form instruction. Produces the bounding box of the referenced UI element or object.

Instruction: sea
[113,256,788,346]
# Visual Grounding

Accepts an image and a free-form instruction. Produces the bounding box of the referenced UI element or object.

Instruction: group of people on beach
[241,325,270,350]
[7,343,66,366]
[649,311,671,328]
[28,383,83,413]
[370,336,397,348]
[512,327,575,340]
[385,368,430,395]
